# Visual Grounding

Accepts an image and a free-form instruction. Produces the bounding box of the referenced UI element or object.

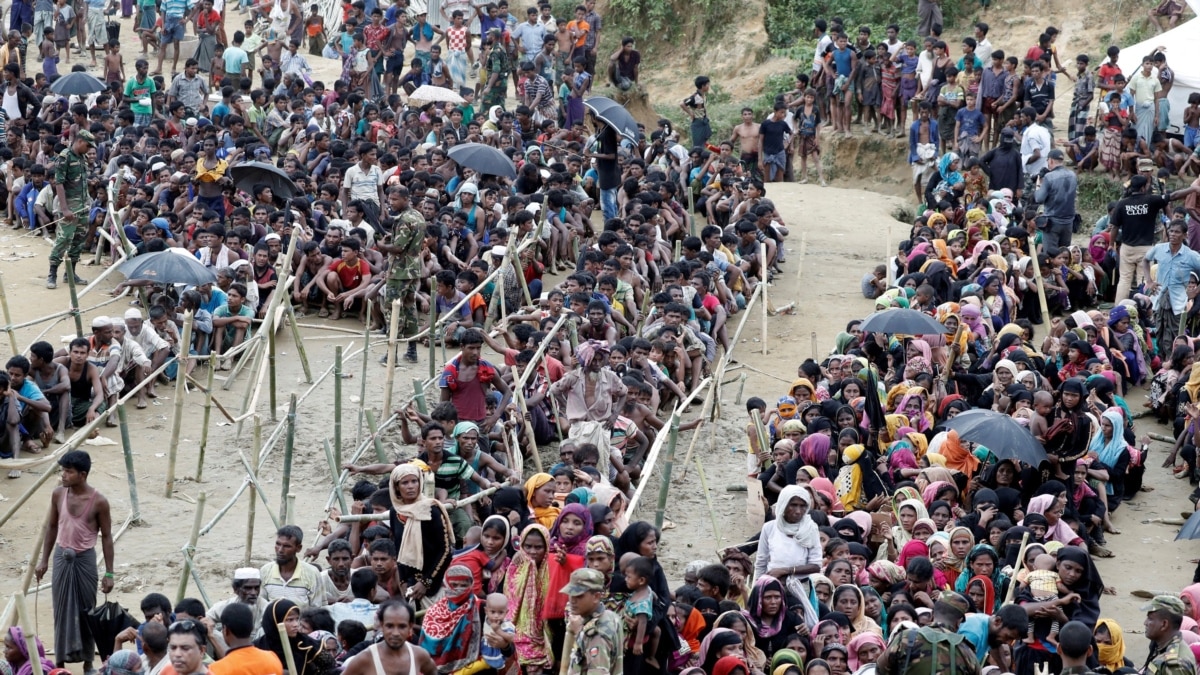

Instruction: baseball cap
[1047,148,1065,160]
[560,568,606,595]
[1137,158,1155,171]
[1141,595,1186,617]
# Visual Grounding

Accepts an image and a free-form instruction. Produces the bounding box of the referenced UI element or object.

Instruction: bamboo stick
[334,485,504,521]
[175,491,207,603]
[334,346,343,466]
[1028,245,1051,324]
[509,236,533,308]
[277,622,300,675]
[0,272,18,354]
[286,493,295,526]
[428,293,437,379]
[323,439,348,514]
[356,300,371,447]
[624,377,710,523]
[1003,532,1031,605]
[412,379,428,414]
[365,409,387,462]
[694,457,722,552]
[293,322,363,335]
[382,298,402,416]
[760,241,768,355]
[183,373,237,424]
[165,311,194,498]
[268,308,278,422]
[13,594,44,675]
[653,416,681,530]
[116,404,141,522]
[284,299,313,383]
[20,515,49,594]
[195,365,216,483]
[245,416,261,566]
[795,231,807,281]
[65,260,84,337]
[223,334,262,391]
[511,379,542,473]
[281,393,296,519]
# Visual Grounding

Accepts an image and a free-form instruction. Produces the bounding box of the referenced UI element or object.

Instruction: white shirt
[1020,123,1052,175]
[813,34,832,70]
[130,324,168,356]
[1,87,20,123]
[317,569,355,605]
[342,162,383,204]
[976,37,993,65]
[917,49,934,88]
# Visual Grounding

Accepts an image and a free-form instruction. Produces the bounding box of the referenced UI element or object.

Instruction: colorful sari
[418,565,482,674]
[504,524,552,670]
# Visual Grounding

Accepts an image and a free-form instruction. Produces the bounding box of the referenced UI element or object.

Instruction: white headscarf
[773,485,820,548]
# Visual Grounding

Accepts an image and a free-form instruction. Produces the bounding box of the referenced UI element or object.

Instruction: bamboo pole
[428,293,437,379]
[245,416,261,566]
[509,237,533,308]
[21,515,49,594]
[334,346,343,466]
[365,409,388,462]
[560,626,577,675]
[694,457,722,551]
[284,299,313,383]
[281,393,296,520]
[268,308,278,422]
[1003,532,1031,605]
[324,438,349,514]
[334,485,504,521]
[13,594,44,675]
[382,298,402,416]
[223,333,262,391]
[116,404,141,522]
[356,300,371,446]
[1028,245,1051,323]
[0,272,18,354]
[286,493,296,526]
[234,345,270,436]
[511,378,542,473]
[165,311,194,498]
[195,364,216,483]
[677,375,718,480]
[65,260,83,337]
[624,377,710,523]
[175,491,207,603]
[277,622,300,675]
[653,416,681,530]
[760,241,768,354]
[412,379,428,414]
[795,231,807,281]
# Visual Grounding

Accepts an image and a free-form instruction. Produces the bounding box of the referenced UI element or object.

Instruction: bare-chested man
[35,450,114,673]
[910,101,939,202]
[730,107,762,177]
[342,601,437,675]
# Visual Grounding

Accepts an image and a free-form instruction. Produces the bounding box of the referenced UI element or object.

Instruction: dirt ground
[0,3,1194,667]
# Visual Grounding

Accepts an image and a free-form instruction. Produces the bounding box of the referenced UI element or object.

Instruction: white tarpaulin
[1116,18,1200,133]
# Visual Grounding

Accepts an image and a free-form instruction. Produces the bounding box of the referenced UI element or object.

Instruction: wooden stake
[1003,532,1031,605]
[334,346,343,466]
[323,439,348,514]
[694,457,722,552]
[760,241,768,355]
[795,231,807,281]
[116,403,141,522]
[511,380,543,473]
[65,260,83,337]
[356,300,371,447]
[412,378,428,414]
[21,514,49,594]
[175,490,207,603]
[811,331,817,360]
[560,626,577,675]
[165,311,194,498]
[509,235,533,308]
[13,594,44,675]
[0,272,18,355]
[1028,245,1051,323]
[428,295,437,380]
[268,309,278,422]
[382,298,401,417]
[653,416,681,530]
[286,493,296,526]
[245,416,260,566]
[365,409,388,462]
[284,299,313,383]
[195,364,215,483]
[281,394,295,520]
[276,622,300,675]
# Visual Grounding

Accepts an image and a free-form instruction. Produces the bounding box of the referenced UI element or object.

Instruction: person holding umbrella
[588,111,620,221]
[46,129,94,289]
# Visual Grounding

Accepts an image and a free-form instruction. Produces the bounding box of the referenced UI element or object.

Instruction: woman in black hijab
[255,600,336,675]
[1012,546,1105,675]
[1045,379,1093,480]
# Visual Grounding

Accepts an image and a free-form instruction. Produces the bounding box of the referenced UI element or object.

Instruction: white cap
[233,567,260,580]
[490,245,507,257]
[264,233,282,242]
[124,308,142,320]
[91,316,112,328]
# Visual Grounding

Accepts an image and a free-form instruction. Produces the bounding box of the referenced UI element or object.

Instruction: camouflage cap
[76,130,96,147]
[1141,595,1186,618]
[936,591,971,618]
[560,568,606,596]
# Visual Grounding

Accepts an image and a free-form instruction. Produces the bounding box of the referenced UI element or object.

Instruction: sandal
[318,308,330,318]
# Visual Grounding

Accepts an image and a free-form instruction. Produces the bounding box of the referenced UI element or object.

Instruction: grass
[1075,172,1123,224]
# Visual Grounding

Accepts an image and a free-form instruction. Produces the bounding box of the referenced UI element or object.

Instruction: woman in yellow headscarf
[1094,619,1126,673]
[932,239,959,276]
[1185,362,1200,407]
[836,444,886,512]
[524,473,560,529]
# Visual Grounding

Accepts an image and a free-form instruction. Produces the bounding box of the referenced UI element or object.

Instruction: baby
[1024,553,1078,647]
[480,594,515,671]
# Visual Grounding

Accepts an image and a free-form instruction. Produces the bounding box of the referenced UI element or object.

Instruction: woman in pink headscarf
[799,434,833,477]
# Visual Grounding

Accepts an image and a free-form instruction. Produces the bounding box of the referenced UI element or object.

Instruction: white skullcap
[125,308,143,320]
[91,316,112,328]
[233,568,260,580]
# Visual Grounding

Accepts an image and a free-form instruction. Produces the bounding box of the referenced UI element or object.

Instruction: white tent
[1116,18,1200,133]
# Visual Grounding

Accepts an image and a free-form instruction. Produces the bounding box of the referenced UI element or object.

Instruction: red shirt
[327,258,369,290]
[363,23,389,50]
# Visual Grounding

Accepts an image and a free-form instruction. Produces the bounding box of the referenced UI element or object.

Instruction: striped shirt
[161,0,192,19]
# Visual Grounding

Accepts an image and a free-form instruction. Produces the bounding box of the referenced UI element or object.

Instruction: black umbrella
[228,161,303,199]
[584,96,639,140]
[1177,511,1200,540]
[943,408,1048,466]
[117,250,217,286]
[859,308,949,336]
[86,599,139,660]
[447,143,517,179]
[49,71,107,96]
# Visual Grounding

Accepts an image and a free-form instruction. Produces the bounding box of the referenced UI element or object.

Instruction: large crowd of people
[5,0,1200,675]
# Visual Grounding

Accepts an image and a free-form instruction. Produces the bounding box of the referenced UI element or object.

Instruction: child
[209,43,226,88]
[474,594,515,674]
[1024,553,1077,647]
[1068,125,1099,171]
[893,41,920,132]
[102,39,123,85]
[52,0,72,64]
[962,157,989,203]
[622,555,659,670]
[879,43,899,135]
[855,49,881,133]
[796,88,825,186]
[40,27,57,79]
[305,4,325,55]
[954,93,985,158]
[1185,92,1200,150]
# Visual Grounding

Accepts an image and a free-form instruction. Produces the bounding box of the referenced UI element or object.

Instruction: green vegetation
[766,0,968,51]
[595,0,739,51]
[1075,172,1122,223]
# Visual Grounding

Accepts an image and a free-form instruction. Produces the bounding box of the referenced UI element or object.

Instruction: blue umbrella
[49,71,107,96]
[117,250,217,286]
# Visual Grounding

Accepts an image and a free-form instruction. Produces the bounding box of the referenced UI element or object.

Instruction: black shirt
[760,118,790,155]
[1110,193,1169,246]
[595,125,621,190]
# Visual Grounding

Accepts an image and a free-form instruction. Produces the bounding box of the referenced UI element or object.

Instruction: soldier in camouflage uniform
[877,592,979,675]
[378,186,426,362]
[47,131,95,290]
[481,27,511,111]
[1142,595,1198,675]
[562,568,623,675]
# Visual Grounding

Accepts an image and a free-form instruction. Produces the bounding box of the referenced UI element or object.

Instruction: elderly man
[85,316,124,426]
[549,339,628,482]
[125,308,170,397]
[1141,595,1197,675]
[206,568,269,654]
[111,318,152,409]
[1145,219,1200,358]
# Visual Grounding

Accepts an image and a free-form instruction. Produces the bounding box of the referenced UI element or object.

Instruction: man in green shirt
[47,131,94,290]
[123,58,157,127]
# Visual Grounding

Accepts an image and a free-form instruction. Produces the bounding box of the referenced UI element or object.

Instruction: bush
[766,0,967,51]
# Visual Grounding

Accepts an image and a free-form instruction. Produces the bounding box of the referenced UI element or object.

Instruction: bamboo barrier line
[164,311,195,498]
[624,376,711,525]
